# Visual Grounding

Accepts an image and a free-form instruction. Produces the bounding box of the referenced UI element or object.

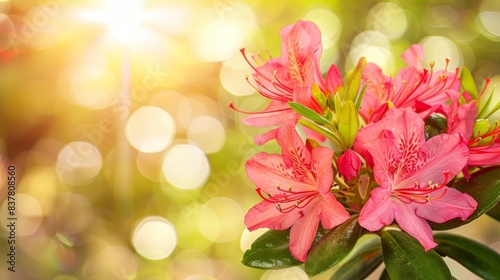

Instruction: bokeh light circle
[162,144,210,190]
[420,36,462,70]
[132,216,177,260]
[303,8,342,48]
[478,0,500,39]
[56,141,103,186]
[187,115,226,154]
[240,228,268,252]
[367,2,407,40]
[1,193,42,236]
[125,106,176,153]
[199,197,245,243]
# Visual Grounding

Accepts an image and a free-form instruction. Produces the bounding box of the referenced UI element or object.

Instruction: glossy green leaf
[434,233,500,280]
[288,101,330,125]
[305,215,362,276]
[430,166,500,230]
[242,227,329,269]
[382,230,452,280]
[379,269,391,280]
[487,202,500,221]
[337,100,359,149]
[298,119,344,149]
[242,229,301,269]
[331,237,383,280]
[461,66,478,99]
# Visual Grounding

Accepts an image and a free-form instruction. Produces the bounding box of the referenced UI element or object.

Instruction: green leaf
[242,227,329,269]
[434,233,500,280]
[242,229,301,269]
[337,100,359,149]
[288,101,330,125]
[381,230,452,280]
[379,269,391,280]
[487,202,500,221]
[331,237,383,280]
[461,66,478,99]
[430,166,500,230]
[305,215,362,276]
[298,119,344,149]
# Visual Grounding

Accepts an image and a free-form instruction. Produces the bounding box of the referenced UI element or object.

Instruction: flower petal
[244,201,302,231]
[320,194,350,229]
[310,146,334,194]
[359,187,394,231]
[289,201,322,262]
[414,187,477,223]
[393,201,437,251]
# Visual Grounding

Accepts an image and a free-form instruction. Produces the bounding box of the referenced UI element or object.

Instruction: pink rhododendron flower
[360,44,460,123]
[358,108,477,250]
[230,20,342,144]
[244,125,350,261]
[337,149,362,182]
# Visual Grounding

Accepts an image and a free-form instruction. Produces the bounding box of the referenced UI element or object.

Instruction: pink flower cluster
[232,20,500,262]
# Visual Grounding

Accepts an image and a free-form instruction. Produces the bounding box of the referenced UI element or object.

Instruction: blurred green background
[1,0,500,279]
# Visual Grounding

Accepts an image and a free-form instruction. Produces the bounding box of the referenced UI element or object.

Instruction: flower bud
[337,149,362,182]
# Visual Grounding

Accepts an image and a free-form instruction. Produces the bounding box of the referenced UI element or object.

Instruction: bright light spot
[69,60,118,109]
[347,31,393,73]
[0,14,15,51]
[367,2,407,40]
[56,141,103,186]
[1,194,42,236]
[79,0,148,43]
[187,116,226,154]
[478,0,500,39]
[260,267,309,280]
[240,228,268,252]
[149,91,192,132]
[125,106,176,153]
[199,197,245,243]
[420,36,462,70]
[162,144,210,190]
[190,4,257,62]
[303,8,342,48]
[132,216,177,260]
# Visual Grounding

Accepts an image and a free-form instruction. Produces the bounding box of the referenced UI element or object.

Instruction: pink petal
[320,194,350,229]
[244,201,302,231]
[469,143,500,166]
[359,187,394,231]
[276,125,313,176]
[401,44,424,70]
[289,201,322,262]
[254,128,279,146]
[414,187,477,223]
[399,133,468,190]
[310,146,334,194]
[246,153,316,193]
[393,200,437,251]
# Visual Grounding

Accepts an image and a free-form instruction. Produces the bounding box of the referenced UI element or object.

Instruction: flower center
[256,184,318,213]
[240,48,294,101]
[393,171,450,204]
